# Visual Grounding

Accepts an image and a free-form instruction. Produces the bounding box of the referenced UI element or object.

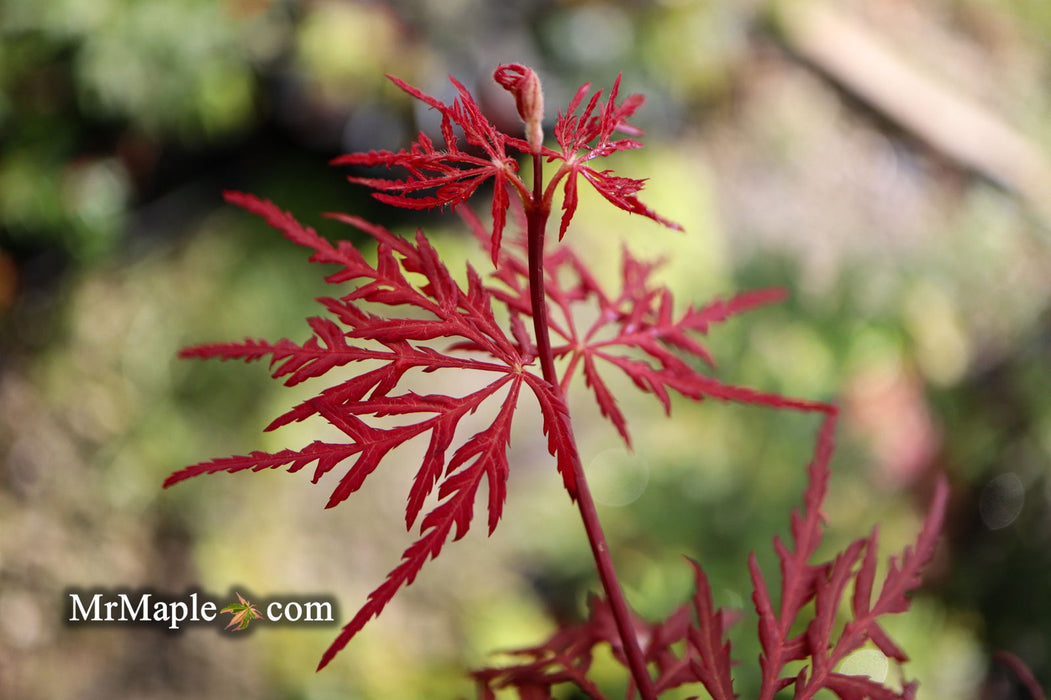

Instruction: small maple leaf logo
[220,592,262,631]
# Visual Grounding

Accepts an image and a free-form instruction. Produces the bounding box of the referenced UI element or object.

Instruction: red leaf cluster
[475,413,950,700]
[749,414,948,700]
[167,182,772,669]
[331,74,523,264]
[168,65,951,695]
[331,71,678,263]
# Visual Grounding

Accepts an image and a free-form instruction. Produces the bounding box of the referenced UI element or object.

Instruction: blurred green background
[2,0,1050,698]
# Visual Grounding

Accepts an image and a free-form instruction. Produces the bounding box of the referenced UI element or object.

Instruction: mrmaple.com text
[66,590,335,630]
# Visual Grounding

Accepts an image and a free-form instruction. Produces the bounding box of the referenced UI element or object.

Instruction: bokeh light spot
[587,447,649,507]
[979,472,1025,531]
[839,648,890,683]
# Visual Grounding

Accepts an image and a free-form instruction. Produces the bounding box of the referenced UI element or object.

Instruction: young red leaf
[550,74,682,237]
[494,63,545,152]
[331,74,529,263]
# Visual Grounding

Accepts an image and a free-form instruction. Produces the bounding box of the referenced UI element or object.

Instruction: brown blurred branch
[771,0,1051,226]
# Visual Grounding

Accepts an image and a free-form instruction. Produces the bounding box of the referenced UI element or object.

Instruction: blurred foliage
[2,0,1051,699]
[2,0,257,261]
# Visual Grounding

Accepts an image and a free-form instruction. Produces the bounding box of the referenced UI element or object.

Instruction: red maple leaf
[748,413,949,700]
[166,191,578,668]
[330,73,529,264]
[547,74,683,239]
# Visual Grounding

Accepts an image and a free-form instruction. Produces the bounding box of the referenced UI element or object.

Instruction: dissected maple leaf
[549,74,682,238]
[166,191,581,668]
[748,412,949,700]
[453,197,820,453]
[473,222,828,448]
[331,74,526,264]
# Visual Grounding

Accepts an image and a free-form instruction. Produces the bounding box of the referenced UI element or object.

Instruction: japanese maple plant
[166,64,948,699]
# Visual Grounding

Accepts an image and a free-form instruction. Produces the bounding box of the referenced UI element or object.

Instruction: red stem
[525,152,657,700]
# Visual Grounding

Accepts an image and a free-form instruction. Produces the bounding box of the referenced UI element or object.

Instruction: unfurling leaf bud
[494,64,544,153]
